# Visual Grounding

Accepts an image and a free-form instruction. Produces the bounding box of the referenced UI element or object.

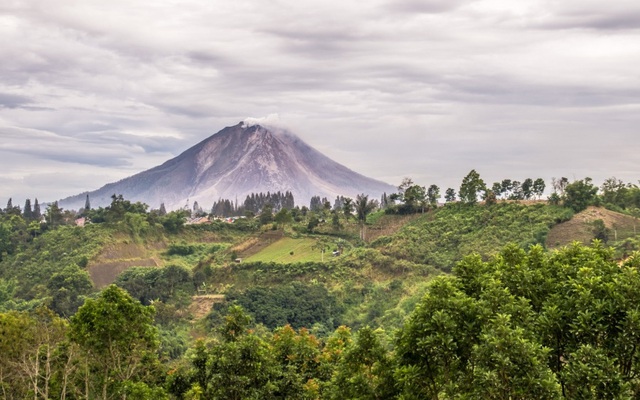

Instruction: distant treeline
[209,191,295,217]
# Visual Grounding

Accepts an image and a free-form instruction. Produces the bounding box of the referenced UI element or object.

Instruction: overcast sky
[1,0,639,207]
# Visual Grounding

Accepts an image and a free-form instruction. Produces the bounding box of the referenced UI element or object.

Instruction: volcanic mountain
[59,121,395,210]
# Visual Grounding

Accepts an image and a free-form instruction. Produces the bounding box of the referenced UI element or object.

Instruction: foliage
[395,242,640,398]
[47,264,94,317]
[459,169,486,205]
[564,177,599,212]
[222,281,341,330]
[0,223,110,302]
[373,202,570,271]
[69,285,159,397]
[115,264,193,305]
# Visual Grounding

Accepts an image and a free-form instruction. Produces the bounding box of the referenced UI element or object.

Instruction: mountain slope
[59,121,395,210]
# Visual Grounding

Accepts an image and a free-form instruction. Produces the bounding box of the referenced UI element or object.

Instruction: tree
[161,210,187,233]
[403,184,427,213]
[274,208,292,229]
[509,180,523,200]
[84,194,91,213]
[355,194,378,241]
[427,184,440,208]
[459,170,486,205]
[395,276,484,399]
[564,177,598,212]
[551,177,569,196]
[259,204,274,225]
[342,197,354,218]
[533,178,546,199]
[445,188,456,203]
[484,188,497,205]
[328,326,396,399]
[470,314,562,399]
[33,198,41,221]
[45,202,64,229]
[522,178,534,200]
[69,285,159,399]
[397,177,415,200]
[23,199,32,221]
[48,265,94,317]
[491,182,504,199]
[271,325,322,398]
[500,179,513,199]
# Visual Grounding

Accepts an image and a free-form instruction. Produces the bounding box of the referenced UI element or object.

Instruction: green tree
[274,208,292,229]
[342,197,354,218]
[404,184,427,213]
[564,177,598,212]
[329,326,396,399]
[161,210,187,233]
[45,201,64,229]
[562,345,631,399]
[47,265,94,317]
[395,277,484,399]
[271,325,322,398]
[445,188,456,203]
[23,199,33,221]
[33,198,41,221]
[470,314,562,399]
[259,204,274,225]
[355,194,378,241]
[459,170,486,205]
[197,306,278,399]
[427,184,440,208]
[69,285,159,399]
[522,178,534,200]
[533,178,546,199]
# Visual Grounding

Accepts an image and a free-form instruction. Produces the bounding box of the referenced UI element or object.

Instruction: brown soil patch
[89,258,160,288]
[366,214,422,242]
[189,294,225,319]
[88,241,165,288]
[546,206,638,249]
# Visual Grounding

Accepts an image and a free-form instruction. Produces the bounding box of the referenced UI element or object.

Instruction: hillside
[371,202,573,271]
[3,197,640,398]
[546,206,639,248]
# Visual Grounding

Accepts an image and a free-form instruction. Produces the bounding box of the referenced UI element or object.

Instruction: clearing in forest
[243,237,328,263]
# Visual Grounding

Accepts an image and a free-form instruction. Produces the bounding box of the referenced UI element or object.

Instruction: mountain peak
[59,121,394,210]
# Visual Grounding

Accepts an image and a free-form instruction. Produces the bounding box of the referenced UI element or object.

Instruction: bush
[166,243,195,256]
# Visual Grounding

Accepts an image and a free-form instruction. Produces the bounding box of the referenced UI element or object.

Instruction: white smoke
[242,114,283,129]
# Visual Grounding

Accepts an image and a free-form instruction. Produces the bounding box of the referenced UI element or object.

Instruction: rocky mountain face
[59,122,395,210]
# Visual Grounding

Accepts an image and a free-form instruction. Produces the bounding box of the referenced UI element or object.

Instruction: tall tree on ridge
[355,194,378,241]
[23,199,33,221]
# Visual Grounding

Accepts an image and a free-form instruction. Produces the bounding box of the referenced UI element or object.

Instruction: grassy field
[243,237,327,263]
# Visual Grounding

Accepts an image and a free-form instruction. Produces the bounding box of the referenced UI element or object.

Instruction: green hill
[371,202,573,271]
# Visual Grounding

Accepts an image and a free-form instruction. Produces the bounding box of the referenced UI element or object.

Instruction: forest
[2,171,640,399]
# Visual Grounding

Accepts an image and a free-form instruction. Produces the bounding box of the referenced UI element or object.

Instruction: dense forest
[2,171,640,398]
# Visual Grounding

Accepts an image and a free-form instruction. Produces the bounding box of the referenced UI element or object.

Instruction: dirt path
[189,294,225,319]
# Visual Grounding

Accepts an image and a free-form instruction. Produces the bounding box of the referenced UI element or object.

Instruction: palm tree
[355,194,378,241]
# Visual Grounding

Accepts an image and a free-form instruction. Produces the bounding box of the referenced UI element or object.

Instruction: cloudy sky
[1,0,639,207]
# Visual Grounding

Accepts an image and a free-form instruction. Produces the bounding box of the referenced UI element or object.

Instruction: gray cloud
[0,93,32,109]
[386,0,474,14]
[0,0,639,206]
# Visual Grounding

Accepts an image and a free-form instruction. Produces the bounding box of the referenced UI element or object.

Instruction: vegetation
[3,171,640,398]
[373,202,572,271]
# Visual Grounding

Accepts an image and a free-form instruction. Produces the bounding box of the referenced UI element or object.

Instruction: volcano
[59,121,395,210]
